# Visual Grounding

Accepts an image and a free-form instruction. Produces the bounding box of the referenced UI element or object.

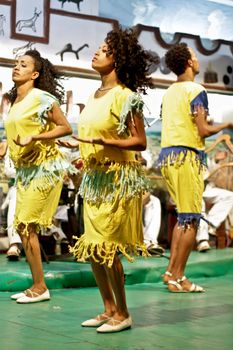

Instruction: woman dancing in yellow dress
[60,28,157,333]
[4,50,73,303]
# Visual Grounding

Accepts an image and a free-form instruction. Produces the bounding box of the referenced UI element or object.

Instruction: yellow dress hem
[70,235,150,268]
[14,218,53,236]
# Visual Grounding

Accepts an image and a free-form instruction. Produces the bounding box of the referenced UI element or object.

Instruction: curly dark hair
[165,43,192,76]
[7,50,65,104]
[105,28,158,93]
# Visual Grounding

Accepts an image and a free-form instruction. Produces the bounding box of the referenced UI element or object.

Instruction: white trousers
[196,184,233,242]
[1,186,21,245]
[143,195,161,245]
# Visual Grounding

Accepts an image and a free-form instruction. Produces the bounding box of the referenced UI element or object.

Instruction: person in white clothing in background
[196,150,233,251]
[142,191,165,255]
[196,187,233,251]
[1,149,22,260]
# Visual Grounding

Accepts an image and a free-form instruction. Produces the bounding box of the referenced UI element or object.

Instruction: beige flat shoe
[81,313,111,327]
[96,316,132,333]
[11,291,26,300]
[16,289,50,303]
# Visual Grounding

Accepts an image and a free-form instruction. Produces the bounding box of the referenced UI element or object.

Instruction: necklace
[98,86,116,92]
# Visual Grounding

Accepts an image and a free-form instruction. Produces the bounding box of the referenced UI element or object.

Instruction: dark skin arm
[194,105,233,138]
[14,103,72,147]
[0,141,7,159]
[74,111,147,151]
[56,139,79,149]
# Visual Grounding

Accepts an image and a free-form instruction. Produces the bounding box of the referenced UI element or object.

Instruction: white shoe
[7,245,21,261]
[208,226,216,236]
[81,314,111,327]
[96,316,132,333]
[16,289,50,304]
[11,291,26,300]
[197,240,210,252]
[146,243,165,256]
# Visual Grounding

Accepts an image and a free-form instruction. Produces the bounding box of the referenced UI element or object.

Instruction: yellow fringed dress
[4,88,75,235]
[72,85,149,267]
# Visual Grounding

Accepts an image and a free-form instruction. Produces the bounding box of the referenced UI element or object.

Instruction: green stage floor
[0,249,233,350]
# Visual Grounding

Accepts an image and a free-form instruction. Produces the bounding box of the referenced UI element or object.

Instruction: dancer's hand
[0,141,7,158]
[56,139,79,149]
[227,122,233,129]
[13,135,33,147]
[72,135,105,145]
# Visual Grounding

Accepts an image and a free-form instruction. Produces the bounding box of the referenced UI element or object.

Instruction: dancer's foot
[11,291,27,300]
[96,316,132,333]
[16,288,50,303]
[167,280,183,292]
[81,312,112,327]
[11,285,47,300]
[178,276,205,292]
[162,271,172,284]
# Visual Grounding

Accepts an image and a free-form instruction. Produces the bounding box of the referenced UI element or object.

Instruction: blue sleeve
[190,90,209,114]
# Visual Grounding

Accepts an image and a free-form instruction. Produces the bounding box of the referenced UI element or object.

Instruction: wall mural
[135,24,233,88]
[0,0,232,94]
[50,0,98,15]
[0,13,5,35]
[56,43,89,61]
[11,0,50,44]
[12,41,36,57]
[15,7,42,33]
[223,65,233,86]
[57,0,84,11]
[0,0,117,120]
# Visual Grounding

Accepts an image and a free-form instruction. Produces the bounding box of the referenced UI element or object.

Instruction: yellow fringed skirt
[14,178,63,235]
[72,191,148,267]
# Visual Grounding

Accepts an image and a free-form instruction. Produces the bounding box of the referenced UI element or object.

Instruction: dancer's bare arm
[194,105,233,138]
[14,103,72,147]
[74,111,146,151]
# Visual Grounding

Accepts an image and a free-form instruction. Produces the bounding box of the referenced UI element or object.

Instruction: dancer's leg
[169,223,197,290]
[166,222,180,274]
[105,254,129,321]
[90,258,116,318]
[19,223,47,295]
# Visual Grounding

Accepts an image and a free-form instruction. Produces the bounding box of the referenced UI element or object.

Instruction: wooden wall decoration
[0,0,232,93]
[0,0,11,38]
[134,24,233,56]
[11,0,50,43]
[50,0,99,16]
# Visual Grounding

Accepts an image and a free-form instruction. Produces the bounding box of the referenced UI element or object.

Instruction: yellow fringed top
[5,88,75,189]
[78,85,149,202]
[161,81,207,150]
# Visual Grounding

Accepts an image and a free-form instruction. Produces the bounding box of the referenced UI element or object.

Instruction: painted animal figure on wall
[57,0,84,11]
[16,8,41,32]
[0,14,6,36]
[13,42,35,58]
[56,43,89,61]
